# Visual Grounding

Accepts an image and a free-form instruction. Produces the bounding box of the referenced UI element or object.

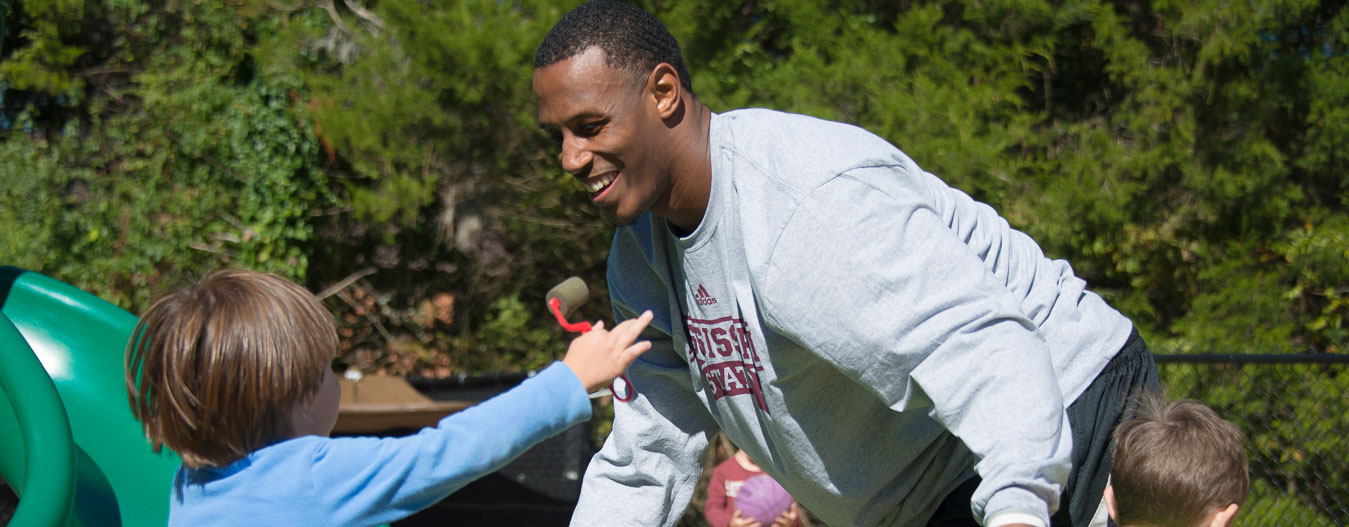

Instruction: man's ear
[1104,485,1119,522]
[1210,504,1239,527]
[646,63,682,120]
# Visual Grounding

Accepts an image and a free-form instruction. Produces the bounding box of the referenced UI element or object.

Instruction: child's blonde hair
[1111,392,1249,526]
[125,269,337,468]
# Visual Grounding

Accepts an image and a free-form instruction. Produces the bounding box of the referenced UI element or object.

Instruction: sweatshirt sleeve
[760,168,1071,525]
[570,289,721,527]
[305,361,592,526]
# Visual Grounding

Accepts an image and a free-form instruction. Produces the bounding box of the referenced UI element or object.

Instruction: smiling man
[532,2,1160,527]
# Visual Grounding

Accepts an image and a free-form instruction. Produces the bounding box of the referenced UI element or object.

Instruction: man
[532,2,1160,526]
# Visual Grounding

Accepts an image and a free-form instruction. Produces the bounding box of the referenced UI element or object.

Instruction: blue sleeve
[309,362,592,526]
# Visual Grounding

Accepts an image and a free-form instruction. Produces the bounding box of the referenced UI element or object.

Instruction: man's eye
[578,121,605,136]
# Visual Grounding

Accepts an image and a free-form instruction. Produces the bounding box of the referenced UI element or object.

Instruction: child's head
[1107,392,1249,527]
[125,269,340,469]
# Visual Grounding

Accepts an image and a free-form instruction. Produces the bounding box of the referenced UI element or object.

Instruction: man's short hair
[534,0,694,93]
[1111,392,1249,526]
[125,269,337,468]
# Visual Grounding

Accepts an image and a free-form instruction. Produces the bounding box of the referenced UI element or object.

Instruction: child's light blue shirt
[169,362,590,527]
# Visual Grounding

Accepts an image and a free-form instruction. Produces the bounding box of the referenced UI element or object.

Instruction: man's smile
[586,172,618,199]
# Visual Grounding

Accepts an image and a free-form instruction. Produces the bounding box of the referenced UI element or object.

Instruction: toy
[736,474,792,525]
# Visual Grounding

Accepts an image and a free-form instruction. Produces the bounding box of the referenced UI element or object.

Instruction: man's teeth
[587,173,616,193]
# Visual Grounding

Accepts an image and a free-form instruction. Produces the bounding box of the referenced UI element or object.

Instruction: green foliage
[0,0,86,98]
[225,0,1349,374]
[254,0,612,376]
[1282,216,1349,349]
[667,0,1042,202]
[462,294,560,372]
[7,0,1341,359]
[1241,479,1339,526]
[0,134,61,269]
[655,0,1348,356]
[0,1,330,308]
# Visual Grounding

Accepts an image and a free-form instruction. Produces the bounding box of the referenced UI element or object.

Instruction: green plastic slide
[0,267,180,526]
[0,314,76,526]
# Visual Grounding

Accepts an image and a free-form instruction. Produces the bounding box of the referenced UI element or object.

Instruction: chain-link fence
[1156,354,1349,527]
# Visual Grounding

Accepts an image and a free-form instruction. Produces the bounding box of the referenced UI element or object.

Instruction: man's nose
[559,134,592,176]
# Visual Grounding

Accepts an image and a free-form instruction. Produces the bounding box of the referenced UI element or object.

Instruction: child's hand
[730,509,762,527]
[770,502,799,527]
[562,310,654,393]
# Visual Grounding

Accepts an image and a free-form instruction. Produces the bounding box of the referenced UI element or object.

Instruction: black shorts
[926,329,1161,527]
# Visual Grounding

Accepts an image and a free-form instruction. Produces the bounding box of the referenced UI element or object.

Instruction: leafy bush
[0,1,329,306]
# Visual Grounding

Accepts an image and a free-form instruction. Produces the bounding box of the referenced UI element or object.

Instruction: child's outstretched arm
[283,310,656,526]
[562,310,654,393]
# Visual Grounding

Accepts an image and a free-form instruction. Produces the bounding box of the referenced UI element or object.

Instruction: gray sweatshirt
[571,109,1133,526]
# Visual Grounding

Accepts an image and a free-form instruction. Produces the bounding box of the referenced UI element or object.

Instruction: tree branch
[317,266,377,299]
[342,0,385,31]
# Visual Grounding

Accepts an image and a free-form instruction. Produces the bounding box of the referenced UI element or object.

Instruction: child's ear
[1210,504,1239,527]
[1103,485,1119,522]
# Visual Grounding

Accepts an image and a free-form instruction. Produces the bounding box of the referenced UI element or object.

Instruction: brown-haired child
[1105,392,1249,527]
[125,268,652,526]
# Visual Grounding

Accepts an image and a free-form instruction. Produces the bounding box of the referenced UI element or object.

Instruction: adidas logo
[694,284,718,306]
